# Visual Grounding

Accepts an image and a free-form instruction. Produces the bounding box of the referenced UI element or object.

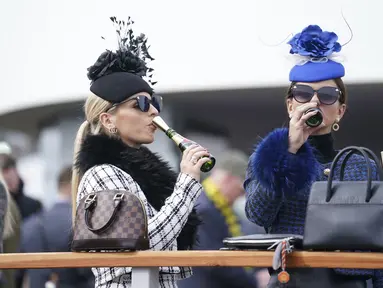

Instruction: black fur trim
[75,133,200,250]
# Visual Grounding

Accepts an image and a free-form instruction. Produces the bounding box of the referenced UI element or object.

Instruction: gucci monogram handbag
[71,189,149,251]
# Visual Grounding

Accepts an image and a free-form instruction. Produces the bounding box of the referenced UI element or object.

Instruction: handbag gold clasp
[113,193,124,208]
[113,193,125,201]
[85,194,97,205]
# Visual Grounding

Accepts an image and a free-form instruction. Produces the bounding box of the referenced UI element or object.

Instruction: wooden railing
[1,251,383,287]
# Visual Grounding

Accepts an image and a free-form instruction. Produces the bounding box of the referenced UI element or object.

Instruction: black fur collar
[75,133,200,250]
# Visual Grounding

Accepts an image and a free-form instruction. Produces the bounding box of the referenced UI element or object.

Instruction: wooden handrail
[0,251,383,269]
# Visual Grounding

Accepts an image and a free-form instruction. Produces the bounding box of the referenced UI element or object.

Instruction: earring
[109,127,118,134]
[332,122,339,131]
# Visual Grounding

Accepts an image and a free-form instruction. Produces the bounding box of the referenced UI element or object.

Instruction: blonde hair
[0,172,16,239]
[71,94,113,222]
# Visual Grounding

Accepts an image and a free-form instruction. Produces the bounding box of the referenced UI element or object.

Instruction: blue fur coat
[244,128,383,287]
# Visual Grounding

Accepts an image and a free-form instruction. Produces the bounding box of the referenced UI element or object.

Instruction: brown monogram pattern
[74,164,202,287]
[72,190,149,251]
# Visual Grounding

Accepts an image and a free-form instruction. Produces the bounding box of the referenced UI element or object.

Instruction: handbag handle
[84,193,124,233]
[339,147,383,181]
[326,146,372,202]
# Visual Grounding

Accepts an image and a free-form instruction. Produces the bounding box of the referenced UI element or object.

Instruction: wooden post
[131,268,158,288]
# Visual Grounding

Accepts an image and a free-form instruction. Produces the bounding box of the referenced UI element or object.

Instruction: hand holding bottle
[180,144,211,182]
[152,116,216,172]
[288,102,326,154]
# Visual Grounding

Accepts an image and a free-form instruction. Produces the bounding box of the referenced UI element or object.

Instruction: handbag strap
[84,192,124,233]
[339,147,383,181]
[326,146,373,202]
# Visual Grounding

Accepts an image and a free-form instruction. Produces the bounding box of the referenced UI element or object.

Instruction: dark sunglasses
[291,84,341,105]
[109,94,163,113]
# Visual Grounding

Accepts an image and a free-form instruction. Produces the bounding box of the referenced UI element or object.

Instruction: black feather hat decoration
[87,16,157,86]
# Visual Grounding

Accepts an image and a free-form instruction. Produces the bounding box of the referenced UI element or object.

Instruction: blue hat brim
[289,60,345,82]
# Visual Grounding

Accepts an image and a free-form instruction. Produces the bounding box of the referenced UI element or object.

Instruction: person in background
[0,153,42,221]
[179,149,268,288]
[21,165,94,288]
[232,194,270,288]
[245,24,383,287]
[1,192,21,288]
[0,143,22,288]
[0,170,19,288]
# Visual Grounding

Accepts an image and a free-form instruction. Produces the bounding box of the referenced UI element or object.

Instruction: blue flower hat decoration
[287,25,345,82]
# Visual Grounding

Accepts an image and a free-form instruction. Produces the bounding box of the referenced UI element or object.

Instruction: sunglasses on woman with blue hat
[291,84,341,105]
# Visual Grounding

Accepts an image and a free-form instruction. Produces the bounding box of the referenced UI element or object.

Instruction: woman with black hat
[72,16,210,288]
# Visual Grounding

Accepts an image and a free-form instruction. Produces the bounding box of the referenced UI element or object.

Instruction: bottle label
[179,139,196,151]
[171,134,185,146]
[182,138,193,145]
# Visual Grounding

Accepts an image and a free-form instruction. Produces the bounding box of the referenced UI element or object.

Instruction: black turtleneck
[308,133,337,164]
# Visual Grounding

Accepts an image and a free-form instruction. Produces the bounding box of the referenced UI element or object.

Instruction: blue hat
[287,25,344,82]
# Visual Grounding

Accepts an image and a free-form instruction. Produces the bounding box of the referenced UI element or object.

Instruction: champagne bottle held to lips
[152,116,216,172]
[304,108,323,128]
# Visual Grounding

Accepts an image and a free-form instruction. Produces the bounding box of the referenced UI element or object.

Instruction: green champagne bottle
[304,108,323,128]
[152,116,216,172]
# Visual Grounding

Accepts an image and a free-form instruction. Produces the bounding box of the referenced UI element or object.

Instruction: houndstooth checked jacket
[75,134,203,288]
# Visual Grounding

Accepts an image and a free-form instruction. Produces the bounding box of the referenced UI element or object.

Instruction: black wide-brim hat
[90,72,153,104]
[87,16,156,104]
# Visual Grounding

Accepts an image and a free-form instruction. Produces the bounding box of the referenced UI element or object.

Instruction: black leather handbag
[303,146,383,251]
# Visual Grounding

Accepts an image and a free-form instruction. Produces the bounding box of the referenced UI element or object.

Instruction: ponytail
[71,94,113,223]
[71,120,90,223]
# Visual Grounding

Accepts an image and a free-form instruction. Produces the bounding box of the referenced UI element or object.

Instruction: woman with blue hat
[244,24,383,287]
